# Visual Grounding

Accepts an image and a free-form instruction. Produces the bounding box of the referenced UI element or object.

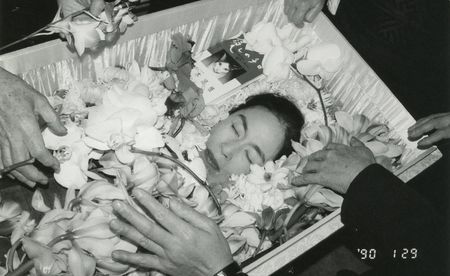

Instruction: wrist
[213,261,247,276]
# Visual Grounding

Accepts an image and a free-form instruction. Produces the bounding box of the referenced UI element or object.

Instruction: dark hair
[230,93,304,159]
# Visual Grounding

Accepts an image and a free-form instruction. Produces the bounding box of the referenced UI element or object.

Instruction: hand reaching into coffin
[0,67,67,187]
[408,112,450,149]
[110,188,233,276]
[292,138,376,194]
[284,0,326,28]
[58,0,105,17]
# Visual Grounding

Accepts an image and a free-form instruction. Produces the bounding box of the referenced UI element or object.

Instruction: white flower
[69,21,105,56]
[197,105,228,129]
[43,121,92,189]
[262,46,294,82]
[296,43,343,79]
[176,121,208,152]
[84,85,163,163]
[226,160,290,213]
[130,157,159,191]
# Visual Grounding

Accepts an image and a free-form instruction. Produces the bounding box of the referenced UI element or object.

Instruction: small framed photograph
[193,35,264,103]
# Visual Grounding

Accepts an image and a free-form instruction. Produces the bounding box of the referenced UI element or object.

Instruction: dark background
[0,0,199,53]
[0,0,448,275]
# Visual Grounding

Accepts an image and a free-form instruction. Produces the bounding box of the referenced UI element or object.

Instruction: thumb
[305,1,323,22]
[36,97,67,135]
[350,136,365,147]
[90,0,106,16]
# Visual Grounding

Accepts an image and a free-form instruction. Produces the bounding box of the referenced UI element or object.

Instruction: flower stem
[5,260,33,276]
[0,9,87,54]
[6,239,22,272]
[172,117,186,138]
[253,230,267,257]
[131,148,222,215]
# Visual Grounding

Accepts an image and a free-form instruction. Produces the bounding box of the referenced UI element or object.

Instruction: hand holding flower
[110,188,233,276]
[0,67,67,187]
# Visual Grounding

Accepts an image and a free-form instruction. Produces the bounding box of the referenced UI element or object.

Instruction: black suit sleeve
[341,164,447,275]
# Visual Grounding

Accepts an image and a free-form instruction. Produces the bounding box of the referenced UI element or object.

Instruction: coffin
[0,0,441,275]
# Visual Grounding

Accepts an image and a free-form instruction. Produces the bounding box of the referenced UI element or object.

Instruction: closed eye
[245,150,252,164]
[232,124,239,137]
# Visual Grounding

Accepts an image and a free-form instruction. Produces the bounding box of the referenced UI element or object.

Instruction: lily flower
[43,120,92,189]
[129,156,160,191]
[84,85,163,164]
[22,237,67,275]
[32,190,51,213]
[67,242,96,276]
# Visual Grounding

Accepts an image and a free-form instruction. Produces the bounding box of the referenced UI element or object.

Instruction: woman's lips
[205,148,220,171]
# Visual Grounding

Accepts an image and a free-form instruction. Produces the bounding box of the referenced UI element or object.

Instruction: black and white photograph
[201,49,246,84]
[0,1,448,276]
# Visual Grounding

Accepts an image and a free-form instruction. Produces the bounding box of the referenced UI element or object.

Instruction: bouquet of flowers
[0,22,405,275]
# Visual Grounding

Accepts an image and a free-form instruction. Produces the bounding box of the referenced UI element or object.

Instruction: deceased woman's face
[204,106,285,179]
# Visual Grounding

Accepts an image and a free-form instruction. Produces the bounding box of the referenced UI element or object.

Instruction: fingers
[292,4,308,28]
[112,200,172,247]
[90,0,105,16]
[325,143,346,150]
[349,137,365,147]
[408,113,450,141]
[417,129,450,148]
[303,160,321,173]
[305,1,323,22]
[25,118,60,172]
[111,250,163,271]
[168,197,213,232]
[9,136,48,185]
[110,219,164,256]
[292,173,320,186]
[132,189,191,236]
[35,95,67,136]
[308,150,328,161]
[9,170,35,187]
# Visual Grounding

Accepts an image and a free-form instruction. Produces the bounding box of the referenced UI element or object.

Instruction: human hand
[408,112,450,149]
[292,138,376,194]
[0,67,67,187]
[58,0,105,17]
[110,188,233,276]
[284,0,326,28]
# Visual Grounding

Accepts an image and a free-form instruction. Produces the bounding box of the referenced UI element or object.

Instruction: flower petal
[221,212,256,228]
[241,228,260,248]
[32,190,51,213]
[67,246,96,276]
[54,162,88,189]
[134,125,165,151]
